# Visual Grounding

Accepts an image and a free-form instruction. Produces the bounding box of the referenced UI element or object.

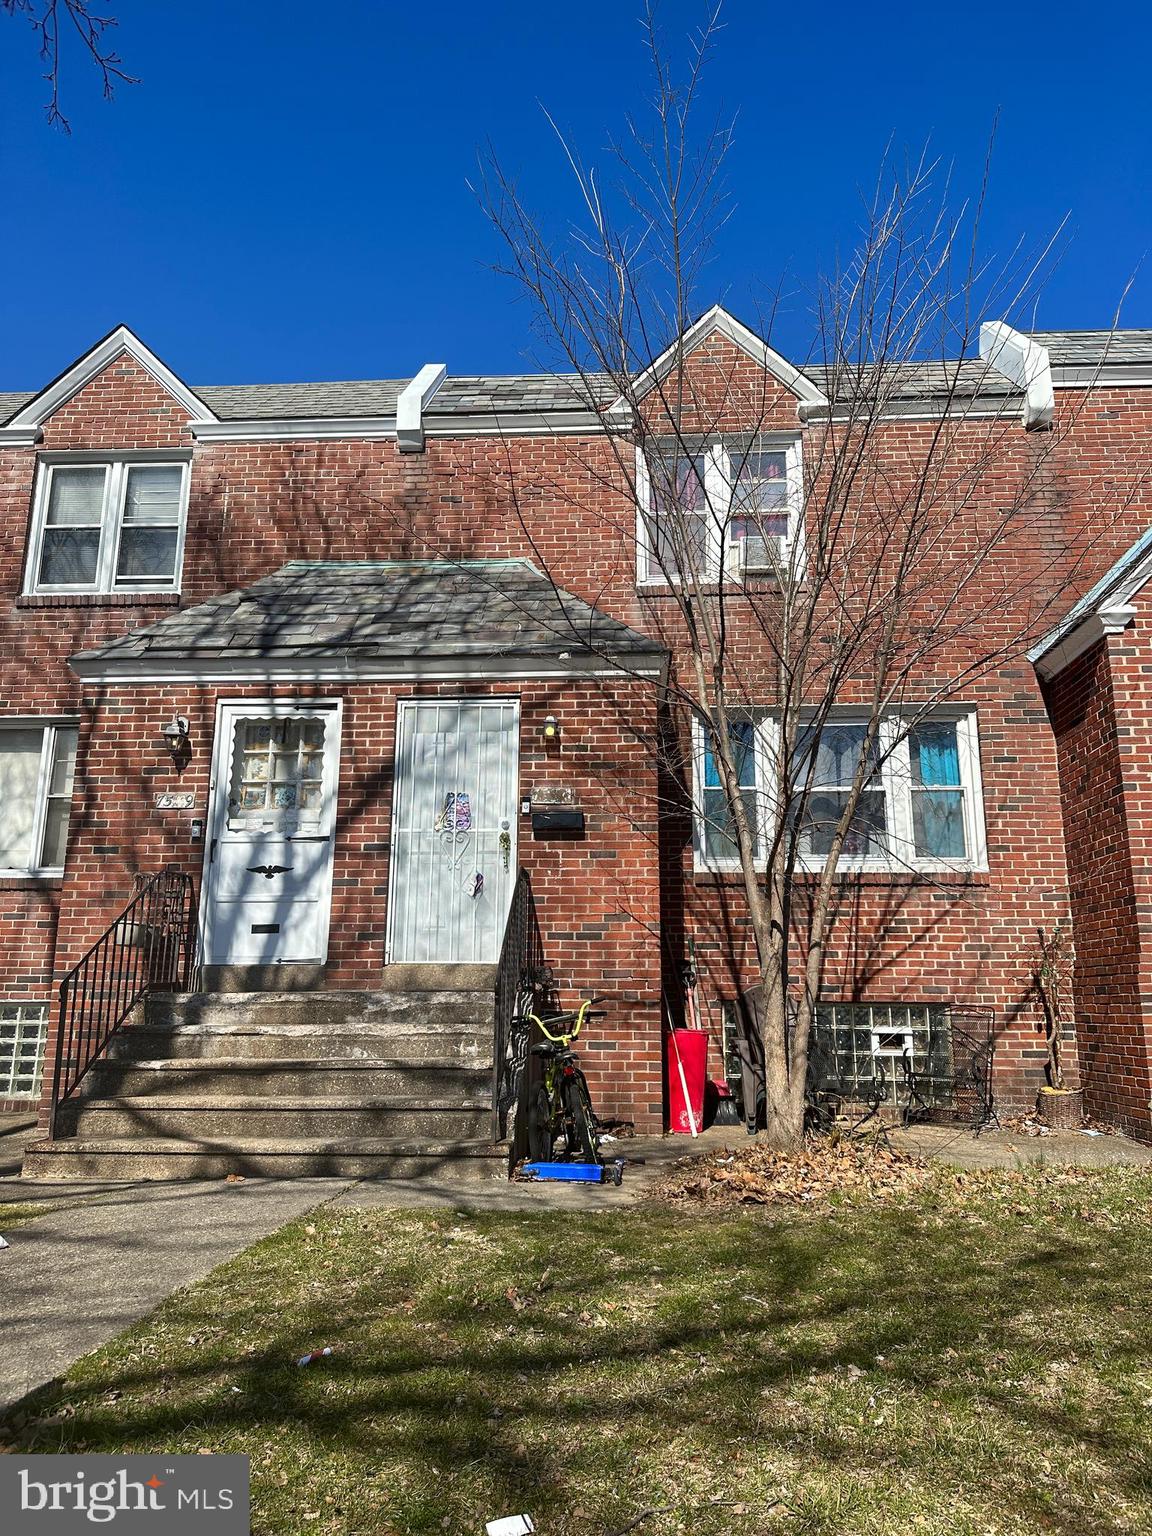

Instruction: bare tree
[2,0,135,129]
[394,7,1142,1149]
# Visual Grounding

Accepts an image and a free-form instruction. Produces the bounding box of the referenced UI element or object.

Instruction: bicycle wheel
[526,1086,556,1161]
[560,1071,599,1162]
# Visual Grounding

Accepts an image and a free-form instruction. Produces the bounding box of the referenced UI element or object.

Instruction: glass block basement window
[812,1002,951,1107]
[0,1003,48,1098]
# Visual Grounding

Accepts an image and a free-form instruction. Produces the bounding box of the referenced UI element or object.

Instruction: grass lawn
[0,1199,70,1229]
[4,1166,1152,1536]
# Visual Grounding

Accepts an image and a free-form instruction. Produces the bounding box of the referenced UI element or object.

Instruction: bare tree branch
[2,0,136,130]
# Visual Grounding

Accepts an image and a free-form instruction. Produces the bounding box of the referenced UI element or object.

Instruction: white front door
[388,698,519,964]
[202,702,342,965]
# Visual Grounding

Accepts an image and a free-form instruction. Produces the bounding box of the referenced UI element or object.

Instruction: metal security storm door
[388,698,520,964]
[202,701,342,965]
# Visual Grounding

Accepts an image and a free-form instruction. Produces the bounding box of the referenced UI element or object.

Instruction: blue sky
[0,0,1148,389]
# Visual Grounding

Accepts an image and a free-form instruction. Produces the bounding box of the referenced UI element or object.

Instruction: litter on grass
[0,1235,8,1249]
[485,1516,535,1536]
[295,1346,334,1367]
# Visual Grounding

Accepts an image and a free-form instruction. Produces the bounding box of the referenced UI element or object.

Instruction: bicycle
[516,995,607,1164]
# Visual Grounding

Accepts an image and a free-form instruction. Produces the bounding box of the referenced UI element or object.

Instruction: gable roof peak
[624,304,827,410]
[0,324,217,443]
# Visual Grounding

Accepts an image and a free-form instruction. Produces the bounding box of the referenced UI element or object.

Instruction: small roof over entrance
[71,559,667,682]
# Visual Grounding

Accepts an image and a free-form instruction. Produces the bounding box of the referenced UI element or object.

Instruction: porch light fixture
[542,715,560,742]
[162,715,190,750]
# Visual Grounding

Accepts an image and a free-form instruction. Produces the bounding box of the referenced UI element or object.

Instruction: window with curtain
[27,460,188,593]
[700,720,758,861]
[910,720,967,859]
[793,722,890,859]
[0,724,79,874]
[640,446,711,581]
[726,447,792,570]
[638,437,801,582]
[694,711,983,872]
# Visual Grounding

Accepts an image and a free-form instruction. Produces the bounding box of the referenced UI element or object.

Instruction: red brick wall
[3,339,1152,1129]
[674,674,1074,1111]
[39,675,664,1130]
[1044,637,1149,1136]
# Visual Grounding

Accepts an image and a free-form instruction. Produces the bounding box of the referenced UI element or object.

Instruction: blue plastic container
[519,1160,623,1184]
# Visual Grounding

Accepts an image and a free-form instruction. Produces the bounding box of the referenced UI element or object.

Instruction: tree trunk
[758,977,806,1150]
[762,1064,806,1149]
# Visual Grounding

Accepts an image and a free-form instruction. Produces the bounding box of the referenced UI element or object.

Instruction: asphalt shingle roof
[1031,330,1152,365]
[426,374,613,414]
[195,380,408,419]
[6,329,1152,430]
[73,559,663,670]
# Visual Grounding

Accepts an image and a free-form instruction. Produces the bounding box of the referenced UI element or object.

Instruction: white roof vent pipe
[396,362,447,452]
[979,322,1054,431]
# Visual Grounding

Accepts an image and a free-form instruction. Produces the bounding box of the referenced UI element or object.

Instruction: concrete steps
[22,1136,507,1181]
[106,1025,487,1064]
[60,1097,493,1140]
[81,1058,489,1098]
[24,987,506,1182]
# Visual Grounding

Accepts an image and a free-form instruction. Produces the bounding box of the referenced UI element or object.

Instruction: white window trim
[692,710,987,876]
[636,436,804,587]
[24,457,191,596]
[0,720,79,878]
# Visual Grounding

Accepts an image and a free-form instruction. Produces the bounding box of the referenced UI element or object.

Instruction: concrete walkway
[891,1121,1152,1169]
[0,1176,348,1413]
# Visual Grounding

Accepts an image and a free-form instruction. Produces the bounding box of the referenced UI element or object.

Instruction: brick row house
[2,312,1152,1177]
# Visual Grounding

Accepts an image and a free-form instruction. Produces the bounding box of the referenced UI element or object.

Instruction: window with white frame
[694,712,985,873]
[0,724,79,875]
[0,1002,48,1098]
[26,459,189,594]
[637,437,802,583]
[699,719,758,862]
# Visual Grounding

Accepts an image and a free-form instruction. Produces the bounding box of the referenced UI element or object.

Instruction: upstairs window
[26,459,189,594]
[0,723,79,875]
[637,437,802,584]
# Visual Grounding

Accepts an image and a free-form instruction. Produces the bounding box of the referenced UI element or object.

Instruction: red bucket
[667,1028,708,1134]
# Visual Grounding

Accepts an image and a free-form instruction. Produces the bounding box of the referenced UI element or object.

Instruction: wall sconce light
[541,714,560,742]
[162,715,190,752]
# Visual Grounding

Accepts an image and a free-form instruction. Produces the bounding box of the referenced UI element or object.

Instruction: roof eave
[69,648,669,684]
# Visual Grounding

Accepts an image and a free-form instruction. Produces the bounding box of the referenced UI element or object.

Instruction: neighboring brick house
[3,311,1152,1175]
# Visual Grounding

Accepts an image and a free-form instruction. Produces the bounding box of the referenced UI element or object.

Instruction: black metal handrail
[492,868,554,1145]
[48,866,198,1138]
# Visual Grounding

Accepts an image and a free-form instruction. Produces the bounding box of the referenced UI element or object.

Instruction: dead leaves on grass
[651,1137,930,1208]
[650,1136,1152,1223]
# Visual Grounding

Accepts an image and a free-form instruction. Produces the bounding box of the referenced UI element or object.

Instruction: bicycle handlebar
[517,995,607,1043]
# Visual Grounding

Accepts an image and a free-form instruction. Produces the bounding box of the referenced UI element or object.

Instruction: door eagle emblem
[246,864,293,879]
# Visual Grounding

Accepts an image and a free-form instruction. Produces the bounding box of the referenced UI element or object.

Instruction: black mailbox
[531,808,585,835]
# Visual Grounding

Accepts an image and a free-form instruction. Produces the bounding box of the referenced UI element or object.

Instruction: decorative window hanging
[435,790,473,868]
[435,791,472,833]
